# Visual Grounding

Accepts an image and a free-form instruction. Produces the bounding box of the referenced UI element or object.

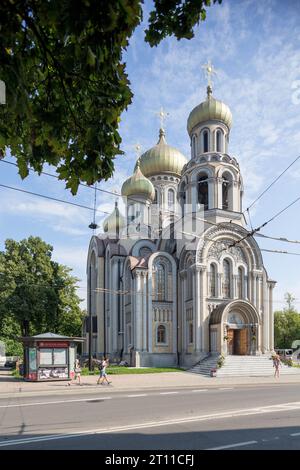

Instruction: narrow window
[237,267,244,298]
[157,324,166,344]
[198,175,208,210]
[222,259,231,298]
[216,130,223,152]
[203,130,209,152]
[222,178,229,210]
[210,264,217,297]
[189,323,193,344]
[168,188,175,208]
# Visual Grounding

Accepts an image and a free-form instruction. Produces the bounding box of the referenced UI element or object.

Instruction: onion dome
[121,159,155,201]
[137,128,187,177]
[187,85,232,135]
[103,201,126,234]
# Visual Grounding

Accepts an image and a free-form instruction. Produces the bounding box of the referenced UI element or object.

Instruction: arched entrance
[209,300,260,355]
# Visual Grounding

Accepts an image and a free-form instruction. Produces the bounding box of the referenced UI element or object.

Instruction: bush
[217,354,225,369]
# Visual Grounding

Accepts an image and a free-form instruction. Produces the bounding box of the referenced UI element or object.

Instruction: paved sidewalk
[1,369,300,399]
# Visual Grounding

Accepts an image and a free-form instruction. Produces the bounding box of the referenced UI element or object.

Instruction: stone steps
[189,355,300,377]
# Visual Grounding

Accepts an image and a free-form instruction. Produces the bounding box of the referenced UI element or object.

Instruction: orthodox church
[83,78,276,368]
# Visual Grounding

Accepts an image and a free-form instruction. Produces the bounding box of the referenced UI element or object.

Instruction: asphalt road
[1,383,300,449]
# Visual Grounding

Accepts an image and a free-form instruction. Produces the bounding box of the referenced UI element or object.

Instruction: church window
[157,324,166,344]
[157,263,165,301]
[198,174,209,210]
[187,267,193,300]
[192,135,197,157]
[209,264,217,297]
[168,188,175,208]
[222,259,231,298]
[153,258,172,302]
[203,130,209,152]
[216,129,223,152]
[154,189,158,204]
[222,172,233,211]
[237,266,244,298]
[189,323,193,344]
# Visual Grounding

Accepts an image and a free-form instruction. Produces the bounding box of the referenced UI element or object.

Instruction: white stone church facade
[83,84,276,367]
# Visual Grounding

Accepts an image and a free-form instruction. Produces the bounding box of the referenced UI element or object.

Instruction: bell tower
[179,63,244,226]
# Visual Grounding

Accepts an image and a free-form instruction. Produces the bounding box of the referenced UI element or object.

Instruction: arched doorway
[209,300,260,356]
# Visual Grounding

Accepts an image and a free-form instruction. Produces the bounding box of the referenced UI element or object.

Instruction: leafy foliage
[274,292,300,348]
[146,0,222,46]
[0,236,84,354]
[0,0,222,194]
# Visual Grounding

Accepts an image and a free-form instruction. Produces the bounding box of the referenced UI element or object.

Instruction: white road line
[0,396,112,409]
[219,388,234,391]
[159,392,179,395]
[2,401,300,448]
[290,432,300,436]
[126,394,148,398]
[192,389,208,392]
[208,440,258,450]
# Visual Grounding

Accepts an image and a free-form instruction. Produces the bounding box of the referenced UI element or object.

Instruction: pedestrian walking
[273,353,281,378]
[97,357,111,385]
[68,358,82,386]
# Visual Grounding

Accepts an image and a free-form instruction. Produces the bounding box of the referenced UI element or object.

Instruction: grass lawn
[81,366,184,376]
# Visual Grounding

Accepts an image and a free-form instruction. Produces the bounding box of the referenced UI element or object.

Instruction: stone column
[142,272,147,351]
[111,260,118,353]
[193,265,201,352]
[252,273,257,306]
[269,281,276,351]
[233,274,237,299]
[216,177,223,209]
[134,271,142,366]
[200,265,207,351]
[180,270,187,353]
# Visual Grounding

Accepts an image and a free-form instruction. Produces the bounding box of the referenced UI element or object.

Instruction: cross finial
[134,143,142,158]
[201,60,217,88]
[156,107,169,129]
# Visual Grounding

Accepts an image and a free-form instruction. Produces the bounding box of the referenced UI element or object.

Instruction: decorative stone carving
[207,240,247,263]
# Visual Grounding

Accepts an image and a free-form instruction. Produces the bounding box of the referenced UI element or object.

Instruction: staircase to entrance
[189,354,300,377]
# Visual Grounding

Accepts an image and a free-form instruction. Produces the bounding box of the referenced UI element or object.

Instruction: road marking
[290,432,300,436]
[192,389,208,392]
[127,394,148,398]
[0,396,112,408]
[2,400,300,448]
[208,440,258,450]
[218,388,234,391]
[159,392,178,395]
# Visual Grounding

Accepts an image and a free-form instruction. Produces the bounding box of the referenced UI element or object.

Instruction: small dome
[103,202,126,234]
[121,160,155,201]
[138,129,187,177]
[187,86,232,135]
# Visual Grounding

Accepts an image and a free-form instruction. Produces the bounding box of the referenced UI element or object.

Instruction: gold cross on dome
[202,60,217,87]
[134,143,142,158]
[156,107,169,129]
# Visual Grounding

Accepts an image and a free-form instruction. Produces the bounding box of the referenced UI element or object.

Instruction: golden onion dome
[121,159,155,201]
[137,129,188,177]
[187,85,232,135]
[103,202,126,234]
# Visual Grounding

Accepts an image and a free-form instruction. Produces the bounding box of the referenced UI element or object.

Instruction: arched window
[209,264,217,297]
[237,267,244,299]
[198,174,209,210]
[154,189,158,205]
[203,130,209,152]
[222,259,231,298]
[192,135,197,157]
[157,324,166,344]
[153,258,172,301]
[187,266,193,300]
[180,183,186,217]
[222,173,232,210]
[157,263,165,301]
[216,129,223,152]
[168,188,175,208]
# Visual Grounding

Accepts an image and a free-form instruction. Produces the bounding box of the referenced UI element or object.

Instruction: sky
[1,0,300,311]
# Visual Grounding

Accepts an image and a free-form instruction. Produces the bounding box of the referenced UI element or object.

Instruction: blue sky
[1,0,300,310]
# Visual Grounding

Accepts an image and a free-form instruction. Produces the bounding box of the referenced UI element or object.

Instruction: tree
[0,236,84,354]
[0,0,221,194]
[274,292,300,348]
